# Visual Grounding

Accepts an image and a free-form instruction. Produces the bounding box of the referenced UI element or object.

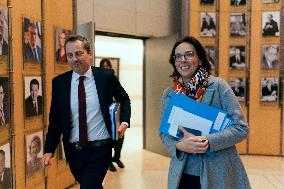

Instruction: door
[77,21,95,65]
[144,35,177,156]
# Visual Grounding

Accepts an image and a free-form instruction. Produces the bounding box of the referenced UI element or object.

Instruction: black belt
[71,138,111,150]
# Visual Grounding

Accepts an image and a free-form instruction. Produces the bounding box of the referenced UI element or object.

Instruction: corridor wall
[0,0,75,188]
[189,0,283,156]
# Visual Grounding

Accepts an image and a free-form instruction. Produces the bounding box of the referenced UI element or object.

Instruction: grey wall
[76,0,179,37]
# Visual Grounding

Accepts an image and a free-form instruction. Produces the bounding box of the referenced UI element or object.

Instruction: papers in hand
[160,93,232,138]
[109,102,121,140]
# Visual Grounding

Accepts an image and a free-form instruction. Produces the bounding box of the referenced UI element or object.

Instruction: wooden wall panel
[189,0,282,156]
[10,0,74,188]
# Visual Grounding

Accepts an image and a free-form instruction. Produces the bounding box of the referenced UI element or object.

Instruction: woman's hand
[176,127,209,154]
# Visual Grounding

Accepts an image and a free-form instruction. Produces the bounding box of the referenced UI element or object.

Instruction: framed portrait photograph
[228,77,245,101]
[262,12,280,37]
[24,76,43,118]
[25,131,43,177]
[23,17,42,63]
[204,46,216,70]
[261,45,279,70]
[231,0,246,5]
[229,46,245,70]
[200,0,215,4]
[0,77,9,127]
[200,12,216,37]
[95,57,120,78]
[55,28,72,64]
[0,143,11,189]
[260,77,278,102]
[263,0,280,3]
[230,13,246,37]
[0,5,8,57]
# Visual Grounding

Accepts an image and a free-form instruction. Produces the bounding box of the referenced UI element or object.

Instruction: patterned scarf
[172,67,209,101]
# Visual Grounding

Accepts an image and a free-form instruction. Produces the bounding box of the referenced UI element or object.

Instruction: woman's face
[58,32,66,48]
[174,42,200,80]
[102,62,111,69]
[30,141,39,158]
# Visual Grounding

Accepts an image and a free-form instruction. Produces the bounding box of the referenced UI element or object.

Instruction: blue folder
[109,102,120,140]
[160,93,232,138]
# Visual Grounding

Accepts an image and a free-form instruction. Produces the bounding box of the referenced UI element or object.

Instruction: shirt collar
[72,66,93,81]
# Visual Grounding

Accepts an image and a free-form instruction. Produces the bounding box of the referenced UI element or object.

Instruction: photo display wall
[200,0,281,103]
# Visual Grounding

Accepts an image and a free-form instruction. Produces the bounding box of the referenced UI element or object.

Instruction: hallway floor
[68,127,284,189]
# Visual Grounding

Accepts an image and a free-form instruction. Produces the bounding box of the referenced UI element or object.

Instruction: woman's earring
[199,61,202,65]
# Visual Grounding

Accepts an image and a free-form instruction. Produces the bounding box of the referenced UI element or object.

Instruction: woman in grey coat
[160,36,251,189]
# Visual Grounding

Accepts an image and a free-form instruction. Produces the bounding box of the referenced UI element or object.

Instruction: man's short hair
[64,34,91,53]
[29,79,39,91]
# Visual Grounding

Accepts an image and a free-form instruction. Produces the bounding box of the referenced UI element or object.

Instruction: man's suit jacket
[262,57,278,69]
[231,0,246,5]
[200,0,214,4]
[0,168,11,189]
[263,20,279,36]
[230,55,245,67]
[44,67,131,161]
[25,95,43,117]
[24,43,42,62]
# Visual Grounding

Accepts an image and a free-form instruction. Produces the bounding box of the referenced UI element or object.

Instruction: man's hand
[117,123,128,138]
[176,127,208,154]
[41,153,53,168]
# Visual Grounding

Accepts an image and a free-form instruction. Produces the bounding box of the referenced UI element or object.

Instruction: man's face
[267,14,272,22]
[235,48,241,56]
[102,62,111,69]
[234,80,240,88]
[58,32,66,48]
[28,26,37,47]
[0,86,4,106]
[30,84,39,101]
[0,154,5,174]
[66,40,92,75]
[266,47,277,62]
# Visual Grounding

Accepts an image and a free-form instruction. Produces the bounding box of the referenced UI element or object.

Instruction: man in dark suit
[0,150,11,189]
[25,78,43,117]
[41,35,131,189]
[0,16,8,56]
[24,22,42,62]
[263,14,279,36]
[229,47,245,69]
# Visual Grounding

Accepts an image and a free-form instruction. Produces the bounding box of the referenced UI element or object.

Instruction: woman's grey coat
[160,76,251,189]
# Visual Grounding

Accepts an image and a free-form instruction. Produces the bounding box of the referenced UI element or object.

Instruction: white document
[167,105,213,136]
[212,112,226,131]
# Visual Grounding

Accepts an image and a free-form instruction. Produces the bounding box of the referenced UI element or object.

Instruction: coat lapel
[62,71,72,124]
[202,89,214,105]
[201,77,215,105]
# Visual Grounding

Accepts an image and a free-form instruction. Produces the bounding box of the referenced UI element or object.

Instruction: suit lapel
[92,67,105,114]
